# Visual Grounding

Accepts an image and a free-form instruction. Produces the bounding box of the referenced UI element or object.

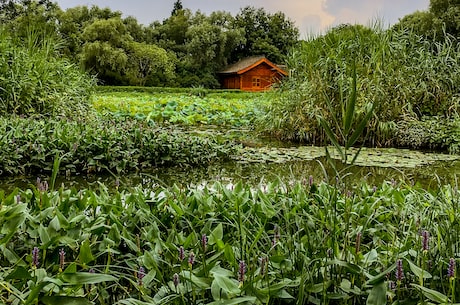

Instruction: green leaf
[211,274,240,300]
[406,259,432,279]
[5,266,32,280]
[61,272,117,285]
[346,102,375,149]
[209,223,223,245]
[344,61,357,135]
[365,263,396,285]
[42,296,93,305]
[411,284,449,303]
[78,239,94,265]
[366,281,386,305]
[319,116,344,160]
[207,296,257,305]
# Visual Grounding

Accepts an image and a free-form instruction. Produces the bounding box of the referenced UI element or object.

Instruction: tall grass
[0,26,95,118]
[258,22,460,146]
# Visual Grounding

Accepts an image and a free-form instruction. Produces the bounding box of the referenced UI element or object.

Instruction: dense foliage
[0,0,299,87]
[257,23,460,147]
[0,115,236,176]
[0,27,94,117]
[2,180,460,304]
[395,0,460,41]
[93,91,266,126]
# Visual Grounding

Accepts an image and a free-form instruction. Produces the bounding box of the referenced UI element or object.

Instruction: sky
[54,0,430,38]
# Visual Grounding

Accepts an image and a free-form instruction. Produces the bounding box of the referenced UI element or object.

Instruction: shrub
[257,23,460,145]
[0,26,95,118]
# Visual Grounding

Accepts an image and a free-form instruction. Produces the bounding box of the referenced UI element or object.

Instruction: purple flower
[421,230,430,252]
[138,266,146,286]
[448,258,455,279]
[32,247,39,268]
[16,194,21,204]
[178,246,185,261]
[309,175,314,187]
[395,259,404,282]
[59,248,65,271]
[188,251,195,267]
[201,234,207,252]
[89,268,95,273]
[238,260,246,284]
[173,273,180,288]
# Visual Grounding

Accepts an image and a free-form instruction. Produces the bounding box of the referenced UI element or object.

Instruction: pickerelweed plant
[1,178,460,304]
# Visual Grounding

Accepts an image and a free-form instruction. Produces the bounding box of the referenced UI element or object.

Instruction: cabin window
[252,77,261,87]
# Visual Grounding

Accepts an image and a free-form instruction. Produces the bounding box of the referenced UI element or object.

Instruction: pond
[1,146,459,191]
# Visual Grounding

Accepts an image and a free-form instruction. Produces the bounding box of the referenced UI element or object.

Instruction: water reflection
[1,158,459,192]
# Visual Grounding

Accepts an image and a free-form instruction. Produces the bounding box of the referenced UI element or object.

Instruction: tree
[395,0,460,40]
[171,0,183,16]
[79,17,132,84]
[126,42,176,86]
[0,0,61,37]
[58,5,123,58]
[231,6,299,63]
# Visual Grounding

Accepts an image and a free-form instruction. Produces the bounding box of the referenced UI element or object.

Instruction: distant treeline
[0,0,299,88]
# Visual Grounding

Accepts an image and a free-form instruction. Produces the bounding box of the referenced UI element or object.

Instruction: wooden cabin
[218,56,288,91]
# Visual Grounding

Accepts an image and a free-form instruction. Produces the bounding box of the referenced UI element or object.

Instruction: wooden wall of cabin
[240,63,280,91]
[221,75,240,89]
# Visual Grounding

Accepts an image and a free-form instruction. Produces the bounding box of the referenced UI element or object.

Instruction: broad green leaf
[207,296,257,305]
[5,266,32,280]
[406,259,432,279]
[42,296,93,305]
[411,284,449,303]
[346,102,375,149]
[319,117,343,160]
[366,281,386,305]
[180,270,210,289]
[78,239,94,265]
[209,223,223,245]
[365,263,396,285]
[327,259,361,274]
[344,61,357,135]
[61,272,117,285]
[211,274,240,300]
[38,225,51,246]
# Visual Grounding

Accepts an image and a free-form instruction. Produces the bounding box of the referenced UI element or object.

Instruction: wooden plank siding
[218,56,287,92]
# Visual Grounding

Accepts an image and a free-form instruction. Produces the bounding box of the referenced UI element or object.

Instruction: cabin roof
[219,55,288,76]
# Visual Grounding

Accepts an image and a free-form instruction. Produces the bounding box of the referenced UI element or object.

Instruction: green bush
[257,23,460,145]
[0,114,237,176]
[0,27,95,117]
